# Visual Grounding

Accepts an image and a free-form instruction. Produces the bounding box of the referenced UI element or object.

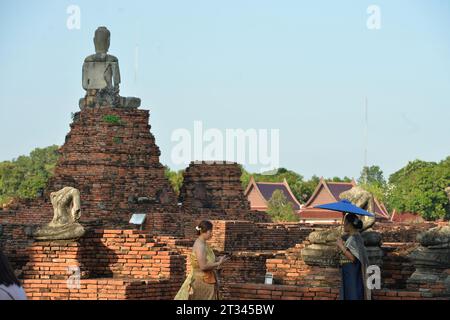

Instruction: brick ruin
[0,91,449,301]
[0,107,177,270]
[179,161,251,213]
[48,107,179,224]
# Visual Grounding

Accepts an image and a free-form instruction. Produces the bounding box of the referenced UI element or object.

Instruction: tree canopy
[0,145,60,205]
[357,165,388,205]
[358,165,386,187]
[266,189,299,222]
[386,157,450,220]
[164,166,184,195]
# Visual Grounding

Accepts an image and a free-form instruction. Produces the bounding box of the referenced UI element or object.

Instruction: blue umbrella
[314,199,375,217]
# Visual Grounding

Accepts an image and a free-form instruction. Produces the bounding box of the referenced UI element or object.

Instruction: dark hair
[344,213,363,230]
[0,251,21,287]
[196,220,213,235]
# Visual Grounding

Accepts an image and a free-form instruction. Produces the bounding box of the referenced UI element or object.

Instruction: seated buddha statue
[80,26,140,109]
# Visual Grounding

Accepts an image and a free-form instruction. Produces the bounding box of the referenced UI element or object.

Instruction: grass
[102,115,123,125]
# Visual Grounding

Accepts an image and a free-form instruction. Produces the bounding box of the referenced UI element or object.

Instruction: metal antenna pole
[364,97,368,183]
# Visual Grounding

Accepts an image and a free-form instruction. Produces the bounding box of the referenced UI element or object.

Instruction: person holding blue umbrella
[315,199,373,300]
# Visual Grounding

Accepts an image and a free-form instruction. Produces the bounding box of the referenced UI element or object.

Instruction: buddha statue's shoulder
[84,54,97,62]
[84,53,119,63]
[106,54,119,62]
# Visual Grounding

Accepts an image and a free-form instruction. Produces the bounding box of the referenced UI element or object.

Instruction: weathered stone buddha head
[94,26,110,53]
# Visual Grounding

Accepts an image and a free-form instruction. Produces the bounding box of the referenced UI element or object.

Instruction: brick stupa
[46,107,178,227]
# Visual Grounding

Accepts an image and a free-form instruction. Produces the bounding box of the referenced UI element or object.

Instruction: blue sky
[0,0,449,179]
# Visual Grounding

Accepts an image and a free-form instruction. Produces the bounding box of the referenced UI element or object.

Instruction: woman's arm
[194,243,221,271]
[341,247,356,263]
[336,238,356,263]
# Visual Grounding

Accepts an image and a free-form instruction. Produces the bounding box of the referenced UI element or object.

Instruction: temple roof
[328,182,354,200]
[303,178,390,220]
[244,177,302,210]
[304,179,356,207]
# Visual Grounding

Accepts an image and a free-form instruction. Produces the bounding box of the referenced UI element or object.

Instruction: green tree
[358,165,388,205]
[240,165,251,189]
[387,157,450,220]
[0,145,60,205]
[266,189,299,222]
[298,175,321,202]
[358,165,386,186]
[164,166,184,195]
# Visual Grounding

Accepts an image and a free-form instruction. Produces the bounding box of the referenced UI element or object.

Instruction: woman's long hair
[0,251,21,287]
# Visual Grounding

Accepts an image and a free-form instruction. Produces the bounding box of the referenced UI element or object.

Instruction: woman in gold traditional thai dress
[174,220,229,300]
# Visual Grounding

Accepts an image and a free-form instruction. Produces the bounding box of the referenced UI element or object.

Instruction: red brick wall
[21,230,186,282]
[23,278,178,300]
[208,220,315,252]
[218,252,274,284]
[179,162,251,213]
[143,212,271,240]
[265,241,341,287]
[221,283,450,300]
[221,283,339,300]
[18,229,188,300]
[182,212,270,240]
[381,243,417,289]
[145,212,185,237]
[372,289,449,300]
[0,199,54,269]
[373,222,437,243]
